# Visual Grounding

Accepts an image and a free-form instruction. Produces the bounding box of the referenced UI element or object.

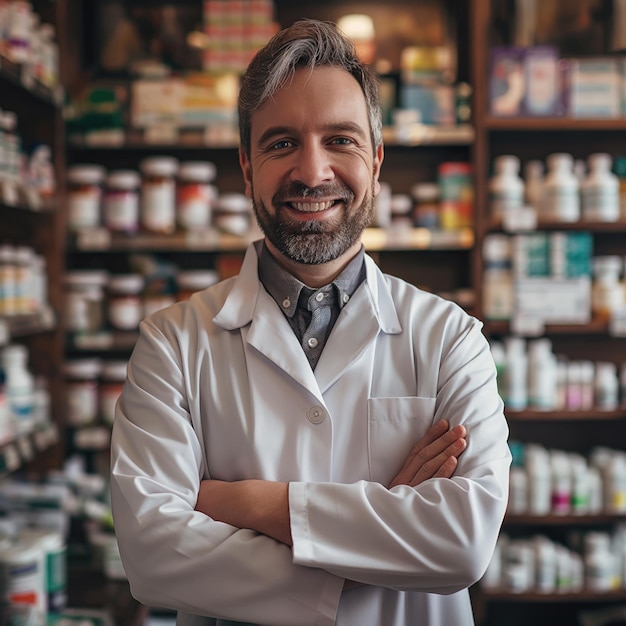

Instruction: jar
[107,274,144,330]
[103,170,141,234]
[99,360,127,425]
[143,293,175,318]
[389,194,413,229]
[176,269,219,301]
[63,270,108,334]
[177,161,217,230]
[140,157,179,234]
[592,255,623,318]
[411,182,440,228]
[213,193,250,236]
[67,165,106,232]
[64,358,101,426]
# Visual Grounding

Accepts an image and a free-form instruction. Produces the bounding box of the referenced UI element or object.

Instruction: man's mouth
[289,200,338,213]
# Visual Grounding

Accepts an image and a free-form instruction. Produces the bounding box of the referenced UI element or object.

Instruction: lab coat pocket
[368,396,437,485]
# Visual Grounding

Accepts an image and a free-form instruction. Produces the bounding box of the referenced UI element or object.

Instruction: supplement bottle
[581,153,619,222]
[543,153,580,222]
[140,157,179,234]
[592,255,623,318]
[107,274,144,331]
[1,343,34,434]
[66,165,106,232]
[177,161,217,231]
[103,170,140,234]
[489,155,524,219]
[64,358,101,426]
[411,182,440,228]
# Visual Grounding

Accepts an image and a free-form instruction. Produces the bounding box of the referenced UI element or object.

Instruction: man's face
[240,66,383,265]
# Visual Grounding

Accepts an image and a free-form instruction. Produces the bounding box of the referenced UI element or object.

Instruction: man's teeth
[292,200,335,212]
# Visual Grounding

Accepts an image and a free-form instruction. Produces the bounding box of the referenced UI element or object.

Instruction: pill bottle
[213,193,251,236]
[64,358,101,426]
[411,182,440,229]
[107,274,144,330]
[66,164,106,232]
[594,361,619,411]
[489,155,524,219]
[543,153,580,222]
[103,170,141,234]
[592,255,623,318]
[176,269,219,301]
[1,343,34,435]
[581,153,619,222]
[100,360,127,425]
[63,270,108,334]
[614,155,626,220]
[140,157,179,234]
[177,161,217,231]
[389,193,413,229]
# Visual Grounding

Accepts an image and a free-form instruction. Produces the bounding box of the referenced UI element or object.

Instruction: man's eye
[332,137,354,145]
[271,140,293,150]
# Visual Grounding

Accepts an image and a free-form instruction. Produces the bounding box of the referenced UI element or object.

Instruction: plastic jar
[66,165,106,232]
[176,269,219,301]
[177,161,217,230]
[63,270,108,334]
[140,157,179,234]
[411,182,440,228]
[64,359,101,426]
[99,360,127,425]
[489,155,524,219]
[543,153,580,222]
[103,170,141,234]
[581,153,620,222]
[213,193,250,236]
[592,255,623,318]
[107,274,144,330]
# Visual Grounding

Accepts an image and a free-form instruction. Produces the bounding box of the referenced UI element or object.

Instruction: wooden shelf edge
[505,408,626,421]
[504,513,626,525]
[483,117,626,131]
[480,587,626,603]
[485,318,612,336]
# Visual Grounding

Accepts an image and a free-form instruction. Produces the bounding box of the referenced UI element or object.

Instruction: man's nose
[290,143,334,188]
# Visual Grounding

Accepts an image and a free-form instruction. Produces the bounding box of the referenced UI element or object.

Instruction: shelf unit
[471,2,626,625]
[0,0,67,477]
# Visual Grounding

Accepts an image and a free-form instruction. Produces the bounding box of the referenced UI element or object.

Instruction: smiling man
[110,19,511,626]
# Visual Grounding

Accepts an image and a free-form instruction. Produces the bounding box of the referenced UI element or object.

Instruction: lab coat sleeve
[110,317,344,625]
[290,317,511,594]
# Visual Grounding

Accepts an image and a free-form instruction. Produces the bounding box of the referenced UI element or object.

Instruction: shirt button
[282,298,291,308]
[307,406,326,424]
[343,294,350,304]
[315,292,324,302]
[307,337,318,348]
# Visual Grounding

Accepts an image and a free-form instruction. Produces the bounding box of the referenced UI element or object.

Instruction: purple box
[489,46,526,117]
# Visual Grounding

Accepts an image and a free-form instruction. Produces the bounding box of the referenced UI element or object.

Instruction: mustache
[273,182,354,204]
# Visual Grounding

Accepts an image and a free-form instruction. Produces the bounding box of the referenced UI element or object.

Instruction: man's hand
[388,419,467,489]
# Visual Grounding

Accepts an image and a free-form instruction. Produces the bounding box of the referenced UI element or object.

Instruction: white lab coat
[110,241,511,626]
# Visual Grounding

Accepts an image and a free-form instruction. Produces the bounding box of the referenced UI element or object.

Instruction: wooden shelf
[506,409,626,421]
[0,54,61,107]
[0,309,56,340]
[67,227,475,253]
[483,117,626,132]
[482,588,626,603]
[68,331,139,352]
[0,423,59,478]
[486,218,626,233]
[504,513,626,526]
[485,318,612,336]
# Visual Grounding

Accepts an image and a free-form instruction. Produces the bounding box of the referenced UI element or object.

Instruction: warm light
[337,14,376,65]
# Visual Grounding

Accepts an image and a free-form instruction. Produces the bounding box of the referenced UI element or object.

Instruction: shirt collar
[258,241,366,318]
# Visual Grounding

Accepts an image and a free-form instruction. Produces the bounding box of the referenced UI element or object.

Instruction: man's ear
[372,143,384,196]
[239,147,253,198]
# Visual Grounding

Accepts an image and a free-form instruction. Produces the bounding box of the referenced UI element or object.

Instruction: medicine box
[566,57,622,118]
[489,46,526,117]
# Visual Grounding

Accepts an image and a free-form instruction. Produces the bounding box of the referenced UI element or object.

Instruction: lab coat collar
[213,240,402,336]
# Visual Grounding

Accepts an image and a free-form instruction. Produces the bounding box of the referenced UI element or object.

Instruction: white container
[213,193,251,236]
[67,165,106,232]
[527,338,557,410]
[581,153,620,222]
[177,161,217,230]
[584,532,616,592]
[1,344,34,434]
[107,274,144,330]
[489,155,524,219]
[604,453,626,513]
[140,157,179,234]
[176,269,219,301]
[103,170,140,234]
[592,255,623,318]
[508,466,528,514]
[504,337,527,410]
[526,446,551,515]
[595,361,619,410]
[543,153,580,222]
[63,270,108,334]
[64,359,101,426]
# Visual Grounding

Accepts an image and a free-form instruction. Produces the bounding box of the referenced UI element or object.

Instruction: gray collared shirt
[258,242,366,370]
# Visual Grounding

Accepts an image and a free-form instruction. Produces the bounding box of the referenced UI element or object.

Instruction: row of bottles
[491,338,623,411]
[490,152,626,223]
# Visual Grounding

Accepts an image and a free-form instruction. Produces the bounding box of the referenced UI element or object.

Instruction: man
[110,19,511,626]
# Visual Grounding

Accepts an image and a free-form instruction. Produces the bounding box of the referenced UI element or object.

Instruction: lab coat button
[307,406,326,424]
[282,298,291,308]
[315,292,324,302]
[307,337,318,348]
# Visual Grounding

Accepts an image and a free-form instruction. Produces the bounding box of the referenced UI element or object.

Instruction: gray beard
[252,187,375,265]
